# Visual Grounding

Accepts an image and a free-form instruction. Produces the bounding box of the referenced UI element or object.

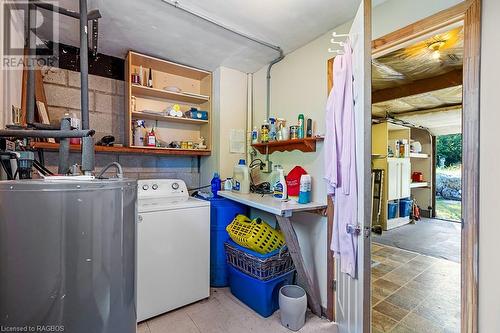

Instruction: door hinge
[332,279,337,291]
[364,226,371,238]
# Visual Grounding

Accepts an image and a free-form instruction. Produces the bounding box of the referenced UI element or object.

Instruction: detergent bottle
[273,168,288,201]
[232,159,250,194]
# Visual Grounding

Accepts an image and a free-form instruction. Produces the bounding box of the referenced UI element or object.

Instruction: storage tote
[224,239,294,281]
[208,198,248,287]
[227,264,295,318]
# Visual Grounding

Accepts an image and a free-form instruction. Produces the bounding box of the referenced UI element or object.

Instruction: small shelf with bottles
[252,137,324,154]
[125,51,212,156]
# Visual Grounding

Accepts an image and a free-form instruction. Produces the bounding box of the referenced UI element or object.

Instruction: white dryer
[137,179,210,322]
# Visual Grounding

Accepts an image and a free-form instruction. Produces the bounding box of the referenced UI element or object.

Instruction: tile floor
[137,287,337,333]
[371,243,460,333]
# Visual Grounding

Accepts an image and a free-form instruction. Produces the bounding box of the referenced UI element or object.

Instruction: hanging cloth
[324,41,358,278]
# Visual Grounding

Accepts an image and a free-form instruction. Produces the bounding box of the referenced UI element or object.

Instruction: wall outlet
[262,160,272,173]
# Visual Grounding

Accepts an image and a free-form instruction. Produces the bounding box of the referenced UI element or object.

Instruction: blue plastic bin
[207,197,248,287]
[388,202,398,219]
[399,199,413,217]
[228,265,295,317]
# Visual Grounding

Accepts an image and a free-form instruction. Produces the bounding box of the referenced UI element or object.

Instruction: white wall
[251,21,352,309]
[201,67,248,186]
[479,0,500,331]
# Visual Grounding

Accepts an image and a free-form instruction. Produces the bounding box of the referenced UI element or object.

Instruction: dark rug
[372,217,461,262]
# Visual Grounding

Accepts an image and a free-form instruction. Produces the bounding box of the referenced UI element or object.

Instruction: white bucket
[279,285,307,331]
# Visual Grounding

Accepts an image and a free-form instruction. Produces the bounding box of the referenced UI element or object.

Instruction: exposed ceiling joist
[372,68,463,104]
[394,104,462,116]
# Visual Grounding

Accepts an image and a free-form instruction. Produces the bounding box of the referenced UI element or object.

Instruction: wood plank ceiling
[372,27,464,135]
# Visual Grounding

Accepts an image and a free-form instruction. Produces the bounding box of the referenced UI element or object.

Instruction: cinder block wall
[40,67,201,188]
[42,66,124,143]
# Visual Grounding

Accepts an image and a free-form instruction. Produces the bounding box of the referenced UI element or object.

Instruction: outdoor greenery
[436,134,462,167]
[436,197,461,221]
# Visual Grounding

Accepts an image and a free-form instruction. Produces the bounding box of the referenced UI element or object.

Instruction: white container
[232,160,250,194]
[224,178,233,191]
[273,168,287,201]
[298,174,311,204]
[279,285,307,331]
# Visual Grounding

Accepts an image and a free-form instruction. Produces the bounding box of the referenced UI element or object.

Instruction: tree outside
[435,134,462,221]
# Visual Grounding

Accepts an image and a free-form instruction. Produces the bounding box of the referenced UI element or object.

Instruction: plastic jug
[211,173,221,197]
[232,159,250,194]
[273,168,287,201]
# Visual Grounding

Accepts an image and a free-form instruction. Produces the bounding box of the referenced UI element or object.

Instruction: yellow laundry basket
[226,214,285,254]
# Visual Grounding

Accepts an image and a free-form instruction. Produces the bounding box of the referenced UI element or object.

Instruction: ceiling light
[428,40,445,61]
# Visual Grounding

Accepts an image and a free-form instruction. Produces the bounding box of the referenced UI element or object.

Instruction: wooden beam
[372,69,462,104]
[327,57,334,94]
[395,104,462,117]
[326,195,335,321]
[275,216,322,317]
[372,1,470,57]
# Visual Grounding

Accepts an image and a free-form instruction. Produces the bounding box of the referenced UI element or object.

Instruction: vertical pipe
[79,0,89,130]
[265,49,284,164]
[58,118,71,174]
[26,0,35,125]
[265,49,284,119]
[79,0,94,174]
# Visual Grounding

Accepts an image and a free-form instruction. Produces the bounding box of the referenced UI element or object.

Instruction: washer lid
[138,196,209,213]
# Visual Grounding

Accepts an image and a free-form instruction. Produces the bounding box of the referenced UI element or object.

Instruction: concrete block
[89,111,113,135]
[157,156,195,172]
[41,67,67,85]
[68,70,114,94]
[116,80,125,96]
[111,114,125,144]
[47,106,69,123]
[95,92,113,113]
[45,84,95,111]
[117,154,158,172]
[112,95,125,115]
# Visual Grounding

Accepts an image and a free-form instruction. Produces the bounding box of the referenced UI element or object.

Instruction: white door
[400,158,411,198]
[335,1,371,333]
[387,158,400,200]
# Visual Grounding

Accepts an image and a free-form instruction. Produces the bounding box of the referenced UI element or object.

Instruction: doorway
[435,133,462,222]
[368,1,480,332]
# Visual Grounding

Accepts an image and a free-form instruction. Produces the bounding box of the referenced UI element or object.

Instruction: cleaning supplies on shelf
[134,120,146,146]
[146,127,156,147]
[251,127,259,144]
[185,108,208,120]
[232,159,250,194]
[147,68,153,88]
[224,178,233,191]
[211,173,221,197]
[260,120,270,143]
[297,114,305,139]
[306,118,313,137]
[298,174,312,204]
[273,168,288,201]
[269,117,277,141]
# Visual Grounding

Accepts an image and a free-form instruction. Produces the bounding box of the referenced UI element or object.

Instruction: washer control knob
[172,182,179,190]
[152,184,158,190]
[142,184,149,191]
